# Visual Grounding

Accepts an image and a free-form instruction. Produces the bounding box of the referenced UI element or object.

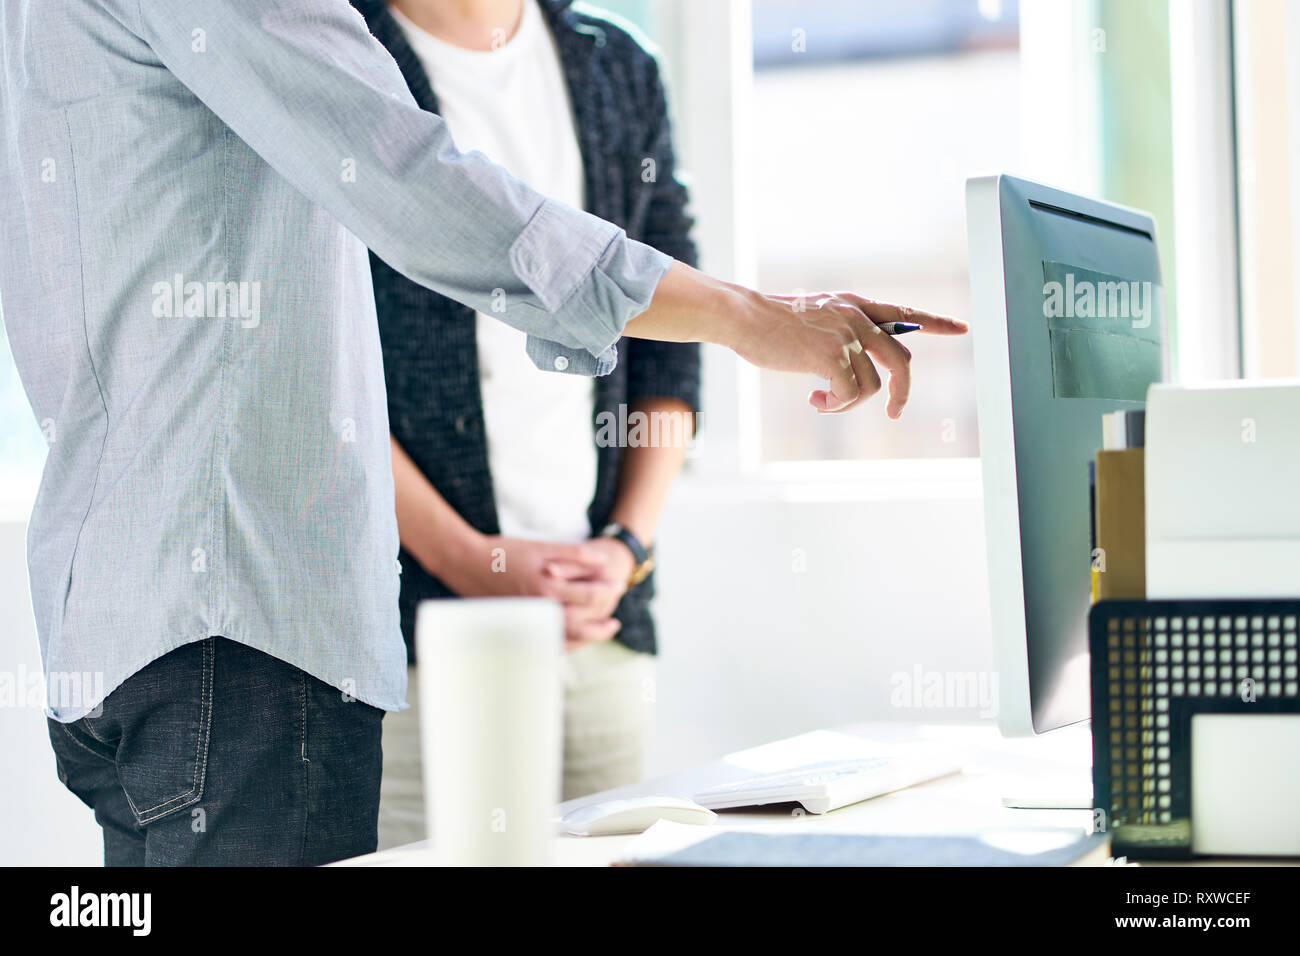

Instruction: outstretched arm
[626,263,967,418]
[97,0,966,416]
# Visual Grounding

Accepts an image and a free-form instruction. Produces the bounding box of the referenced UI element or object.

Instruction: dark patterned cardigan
[351,0,701,659]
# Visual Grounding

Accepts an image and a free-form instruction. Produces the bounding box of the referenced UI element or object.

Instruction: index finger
[840,294,969,336]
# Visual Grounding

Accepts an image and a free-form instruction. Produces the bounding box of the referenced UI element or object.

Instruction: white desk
[340,722,1107,867]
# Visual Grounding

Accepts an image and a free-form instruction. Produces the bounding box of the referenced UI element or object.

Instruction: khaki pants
[377,639,654,851]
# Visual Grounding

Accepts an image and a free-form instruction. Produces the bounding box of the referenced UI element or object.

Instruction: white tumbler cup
[416,597,563,866]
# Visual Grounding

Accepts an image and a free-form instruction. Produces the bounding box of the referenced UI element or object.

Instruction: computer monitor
[966,174,1167,737]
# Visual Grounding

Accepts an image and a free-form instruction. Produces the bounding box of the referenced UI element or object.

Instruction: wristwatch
[598,522,655,588]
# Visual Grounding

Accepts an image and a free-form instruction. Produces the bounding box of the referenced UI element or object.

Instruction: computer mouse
[560,795,717,836]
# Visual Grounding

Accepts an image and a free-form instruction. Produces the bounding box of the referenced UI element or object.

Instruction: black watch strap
[598,522,652,566]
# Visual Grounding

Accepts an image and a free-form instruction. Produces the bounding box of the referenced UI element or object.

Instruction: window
[749,0,1020,462]
[1234,0,1300,379]
[744,0,1188,466]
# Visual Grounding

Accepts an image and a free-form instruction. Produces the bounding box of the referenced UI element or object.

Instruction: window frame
[667,0,1245,500]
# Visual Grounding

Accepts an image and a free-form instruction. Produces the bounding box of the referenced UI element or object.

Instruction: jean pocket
[114,640,216,826]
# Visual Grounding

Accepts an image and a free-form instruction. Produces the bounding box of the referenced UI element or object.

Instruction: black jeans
[48,637,384,866]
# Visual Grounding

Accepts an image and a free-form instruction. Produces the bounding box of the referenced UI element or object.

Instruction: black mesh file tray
[1089,599,1300,860]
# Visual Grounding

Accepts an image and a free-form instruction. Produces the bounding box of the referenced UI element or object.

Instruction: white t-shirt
[392,0,597,543]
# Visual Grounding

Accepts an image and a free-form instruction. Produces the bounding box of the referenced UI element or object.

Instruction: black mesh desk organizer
[1089,599,1300,859]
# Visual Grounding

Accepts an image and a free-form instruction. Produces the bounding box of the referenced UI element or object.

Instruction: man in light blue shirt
[0,0,965,864]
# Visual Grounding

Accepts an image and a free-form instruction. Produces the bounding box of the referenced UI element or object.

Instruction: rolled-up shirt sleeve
[510,199,673,374]
[95,0,672,374]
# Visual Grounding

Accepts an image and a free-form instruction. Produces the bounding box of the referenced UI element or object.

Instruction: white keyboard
[693,754,961,815]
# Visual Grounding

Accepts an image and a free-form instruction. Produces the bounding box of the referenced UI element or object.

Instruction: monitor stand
[994,723,1095,811]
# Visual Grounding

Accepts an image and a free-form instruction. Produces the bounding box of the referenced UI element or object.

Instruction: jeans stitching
[54,718,115,764]
[128,639,214,823]
[82,716,113,746]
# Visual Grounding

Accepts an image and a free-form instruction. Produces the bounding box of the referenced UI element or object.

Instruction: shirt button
[454,415,468,434]
[554,355,570,371]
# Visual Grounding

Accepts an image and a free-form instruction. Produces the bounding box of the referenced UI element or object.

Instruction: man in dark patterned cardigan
[353,0,701,845]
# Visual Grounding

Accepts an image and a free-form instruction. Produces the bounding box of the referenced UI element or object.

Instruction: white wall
[645,476,995,776]
[0,519,102,866]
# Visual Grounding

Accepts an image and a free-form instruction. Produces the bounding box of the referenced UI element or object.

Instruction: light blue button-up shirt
[0,0,672,720]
